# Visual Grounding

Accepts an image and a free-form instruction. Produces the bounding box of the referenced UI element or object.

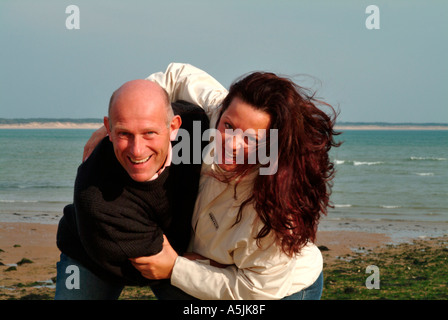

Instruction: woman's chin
[217,162,237,172]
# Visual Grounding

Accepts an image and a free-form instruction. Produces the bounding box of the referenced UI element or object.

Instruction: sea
[0,127,447,227]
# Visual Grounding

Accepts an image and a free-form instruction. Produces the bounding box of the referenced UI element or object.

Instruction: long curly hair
[216,71,341,257]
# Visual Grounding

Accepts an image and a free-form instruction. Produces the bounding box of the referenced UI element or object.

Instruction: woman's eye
[224,122,233,130]
[247,136,258,144]
[243,135,258,145]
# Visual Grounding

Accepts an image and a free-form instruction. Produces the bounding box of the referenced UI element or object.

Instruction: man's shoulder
[172,100,209,133]
[82,137,113,165]
[76,137,119,184]
[172,100,205,116]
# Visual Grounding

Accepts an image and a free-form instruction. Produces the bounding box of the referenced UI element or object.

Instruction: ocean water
[0,129,447,224]
[0,129,92,223]
[328,130,447,222]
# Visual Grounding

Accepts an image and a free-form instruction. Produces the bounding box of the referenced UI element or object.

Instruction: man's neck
[148,143,172,181]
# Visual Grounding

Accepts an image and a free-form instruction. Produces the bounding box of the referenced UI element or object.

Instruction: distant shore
[0,122,103,129]
[0,122,447,130]
[336,125,448,131]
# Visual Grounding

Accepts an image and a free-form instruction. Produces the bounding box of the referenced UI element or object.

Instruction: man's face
[104,82,180,182]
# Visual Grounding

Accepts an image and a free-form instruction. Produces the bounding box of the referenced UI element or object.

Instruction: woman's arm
[130,235,305,300]
[83,125,107,161]
[146,62,228,117]
[183,252,229,268]
[129,235,178,279]
[169,249,299,300]
[129,237,228,279]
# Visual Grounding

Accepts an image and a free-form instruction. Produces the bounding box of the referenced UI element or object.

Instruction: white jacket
[146,63,323,300]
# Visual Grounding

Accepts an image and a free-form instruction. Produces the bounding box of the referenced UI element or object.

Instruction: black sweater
[56,101,209,285]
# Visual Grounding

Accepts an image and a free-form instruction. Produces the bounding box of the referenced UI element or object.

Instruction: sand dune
[0,122,103,129]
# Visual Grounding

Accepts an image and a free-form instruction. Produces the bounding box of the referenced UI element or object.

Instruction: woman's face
[216,97,271,171]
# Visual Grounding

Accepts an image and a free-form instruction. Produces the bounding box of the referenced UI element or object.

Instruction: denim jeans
[54,253,195,300]
[281,271,323,300]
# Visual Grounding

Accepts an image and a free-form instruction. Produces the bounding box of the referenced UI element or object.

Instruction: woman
[87,63,340,299]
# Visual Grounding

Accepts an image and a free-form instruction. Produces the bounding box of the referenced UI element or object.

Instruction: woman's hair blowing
[220,71,341,256]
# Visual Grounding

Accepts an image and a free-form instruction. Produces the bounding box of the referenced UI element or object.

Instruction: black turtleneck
[56,101,208,285]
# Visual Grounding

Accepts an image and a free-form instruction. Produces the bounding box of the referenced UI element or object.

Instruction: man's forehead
[111,117,166,131]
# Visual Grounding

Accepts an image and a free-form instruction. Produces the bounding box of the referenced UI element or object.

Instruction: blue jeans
[54,253,195,300]
[281,271,324,300]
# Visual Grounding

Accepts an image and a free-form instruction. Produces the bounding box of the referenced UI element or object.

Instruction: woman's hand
[129,235,178,280]
[83,125,108,161]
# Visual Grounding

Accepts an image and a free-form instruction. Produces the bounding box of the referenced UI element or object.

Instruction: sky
[0,0,447,123]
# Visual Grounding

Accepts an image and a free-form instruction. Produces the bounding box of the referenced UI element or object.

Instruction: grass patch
[119,286,157,300]
[321,237,448,300]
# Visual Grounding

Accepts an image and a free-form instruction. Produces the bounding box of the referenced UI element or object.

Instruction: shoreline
[0,122,447,130]
[318,217,448,244]
[2,213,447,241]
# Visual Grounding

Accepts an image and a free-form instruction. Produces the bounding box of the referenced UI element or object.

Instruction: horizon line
[0,118,447,126]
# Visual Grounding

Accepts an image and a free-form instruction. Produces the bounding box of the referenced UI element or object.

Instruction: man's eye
[118,132,129,137]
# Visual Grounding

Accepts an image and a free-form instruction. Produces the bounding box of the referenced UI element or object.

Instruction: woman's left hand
[129,235,178,280]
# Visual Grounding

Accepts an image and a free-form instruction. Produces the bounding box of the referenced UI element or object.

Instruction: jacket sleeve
[170,240,321,300]
[146,62,228,121]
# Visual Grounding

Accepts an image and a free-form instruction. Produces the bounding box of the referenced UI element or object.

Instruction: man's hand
[129,235,178,280]
[83,125,108,161]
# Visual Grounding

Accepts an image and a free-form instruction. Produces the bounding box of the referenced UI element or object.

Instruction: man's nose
[129,136,145,156]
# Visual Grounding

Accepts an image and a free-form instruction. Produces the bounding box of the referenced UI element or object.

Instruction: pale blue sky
[1,0,447,123]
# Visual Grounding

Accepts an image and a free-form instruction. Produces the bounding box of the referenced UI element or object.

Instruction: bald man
[55,80,208,299]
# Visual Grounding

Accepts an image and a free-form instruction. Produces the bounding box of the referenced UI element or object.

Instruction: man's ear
[104,116,112,141]
[169,115,182,141]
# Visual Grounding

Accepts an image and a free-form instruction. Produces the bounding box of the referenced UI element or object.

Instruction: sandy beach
[1,218,446,300]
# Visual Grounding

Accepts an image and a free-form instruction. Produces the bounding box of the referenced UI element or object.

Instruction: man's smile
[128,155,152,165]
